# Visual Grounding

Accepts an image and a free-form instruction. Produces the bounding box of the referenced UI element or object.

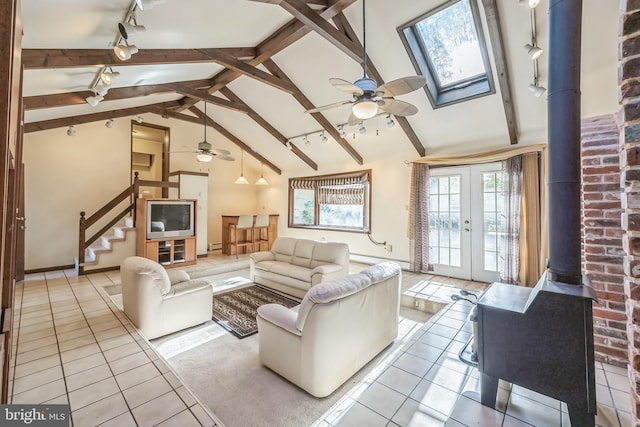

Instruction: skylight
[399,0,495,108]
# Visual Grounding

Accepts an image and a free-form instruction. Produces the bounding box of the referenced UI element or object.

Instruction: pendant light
[235,151,249,184]
[256,164,268,186]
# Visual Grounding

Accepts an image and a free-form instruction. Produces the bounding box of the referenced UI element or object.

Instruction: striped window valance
[290,172,369,205]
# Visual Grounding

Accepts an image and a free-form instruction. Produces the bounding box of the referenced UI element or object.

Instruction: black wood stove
[474,0,597,425]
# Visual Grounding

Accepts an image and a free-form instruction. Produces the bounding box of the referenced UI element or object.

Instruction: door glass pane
[428,174,462,267]
[482,171,506,273]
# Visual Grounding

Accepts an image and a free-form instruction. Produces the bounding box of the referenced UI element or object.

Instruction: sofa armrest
[166,269,191,285]
[250,251,275,263]
[165,279,212,298]
[257,303,301,336]
[311,264,346,284]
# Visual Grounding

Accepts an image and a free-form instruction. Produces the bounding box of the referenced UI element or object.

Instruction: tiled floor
[9,253,633,427]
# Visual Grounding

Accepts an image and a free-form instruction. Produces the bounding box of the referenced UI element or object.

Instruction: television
[146,200,195,239]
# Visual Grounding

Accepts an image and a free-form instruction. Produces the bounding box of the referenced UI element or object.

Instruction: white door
[429,163,504,283]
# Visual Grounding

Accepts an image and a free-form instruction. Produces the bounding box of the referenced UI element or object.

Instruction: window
[398,0,494,108]
[289,170,371,233]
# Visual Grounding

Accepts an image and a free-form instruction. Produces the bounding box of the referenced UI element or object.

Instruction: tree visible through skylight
[415,0,485,88]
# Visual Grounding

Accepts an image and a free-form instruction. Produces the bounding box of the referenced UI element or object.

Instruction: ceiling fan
[305,0,426,125]
[173,102,235,162]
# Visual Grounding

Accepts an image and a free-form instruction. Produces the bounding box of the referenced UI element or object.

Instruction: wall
[581,114,627,367]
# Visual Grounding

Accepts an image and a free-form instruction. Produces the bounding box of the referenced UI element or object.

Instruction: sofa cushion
[270,262,312,282]
[271,237,297,263]
[291,239,316,268]
[310,242,349,268]
[295,273,371,331]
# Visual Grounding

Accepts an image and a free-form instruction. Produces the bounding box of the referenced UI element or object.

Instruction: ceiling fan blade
[376,76,426,97]
[305,100,353,114]
[329,78,364,95]
[210,148,231,156]
[169,150,194,154]
[216,154,235,161]
[379,99,419,116]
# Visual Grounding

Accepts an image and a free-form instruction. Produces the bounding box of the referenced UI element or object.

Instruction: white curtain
[408,163,431,273]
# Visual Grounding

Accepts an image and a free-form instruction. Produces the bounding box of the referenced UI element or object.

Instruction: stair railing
[77,173,179,275]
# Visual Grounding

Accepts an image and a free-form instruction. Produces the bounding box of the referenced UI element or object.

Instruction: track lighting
[303,136,310,146]
[67,126,76,137]
[114,43,138,61]
[86,94,103,107]
[285,141,292,150]
[528,83,546,98]
[136,0,163,10]
[386,115,395,128]
[519,0,540,8]
[358,123,367,134]
[118,21,146,40]
[320,132,328,143]
[338,125,346,138]
[100,69,120,86]
[524,43,543,60]
[105,119,114,128]
[135,115,144,123]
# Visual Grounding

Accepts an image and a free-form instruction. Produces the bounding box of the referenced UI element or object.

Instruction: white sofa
[249,237,349,299]
[256,262,401,397]
[120,256,213,340]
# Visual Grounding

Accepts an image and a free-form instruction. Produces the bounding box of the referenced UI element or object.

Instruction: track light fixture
[320,132,328,143]
[525,6,545,98]
[386,115,395,128]
[100,68,120,86]
[528,83,546,98]
[105,119,114,128]
[135,115,144,123]
[114,42,139,61]
[85,85,109,107]
[285,141,292,150]
[338,125,346,138]
[524,43,543,60]
[136,0,163,10]
[519,0,541,8]
[67,126,76,137]
[303,136,310,146]
[358,123,367,134]
[118,21,146,40]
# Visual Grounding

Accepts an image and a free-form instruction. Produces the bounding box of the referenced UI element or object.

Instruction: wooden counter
[221,214,278,256]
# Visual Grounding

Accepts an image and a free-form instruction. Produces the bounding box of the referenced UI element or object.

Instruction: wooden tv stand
[136,198,198,268]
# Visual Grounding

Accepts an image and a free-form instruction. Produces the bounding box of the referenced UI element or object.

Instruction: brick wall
[582,115,627,367]
[621,1,640,420]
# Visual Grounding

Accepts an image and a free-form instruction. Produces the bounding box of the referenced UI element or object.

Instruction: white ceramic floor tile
[334,401,389,427]
[506,392,562,426]
[71,392,129,427]
[378,366,422,396]
[66,363,113,392]
[63,352,107,376]
[391,397,449,427]
[114,362,162,390]
[131,391,187,427]
[68,377,120,411]
[12,365,63,395]
[156,409,202,427]
[409,379,460,417]
[123,375,172,409]
[356,381,407,419]
[11,378,66,404]
[449,395,505,426]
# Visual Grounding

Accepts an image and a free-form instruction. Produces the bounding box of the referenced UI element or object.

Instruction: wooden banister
[77,174,181,275]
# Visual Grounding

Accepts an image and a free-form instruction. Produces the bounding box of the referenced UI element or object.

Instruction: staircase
[76,217,136,274]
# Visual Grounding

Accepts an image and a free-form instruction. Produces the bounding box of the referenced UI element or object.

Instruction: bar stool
[229,214,254,258]
[253,214,270,252]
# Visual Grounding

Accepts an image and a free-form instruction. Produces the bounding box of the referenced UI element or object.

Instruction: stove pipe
[547,0,583,285]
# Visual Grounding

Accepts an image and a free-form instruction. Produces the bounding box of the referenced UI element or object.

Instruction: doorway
[131,122,170,197]
[428,163,504,283]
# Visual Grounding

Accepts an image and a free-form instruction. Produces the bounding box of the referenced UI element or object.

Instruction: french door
[428,163,505,283]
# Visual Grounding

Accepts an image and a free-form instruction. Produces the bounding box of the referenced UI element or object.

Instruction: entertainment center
[136,198,198,268]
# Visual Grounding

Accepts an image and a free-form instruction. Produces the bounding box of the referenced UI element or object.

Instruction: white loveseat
[256,262,401,397]
[249,237,349,299]
[120,256,213,340]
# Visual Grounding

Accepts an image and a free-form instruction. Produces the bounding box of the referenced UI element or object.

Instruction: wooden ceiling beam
[24,101,182,133]
[24,79,211,110]
[22,47,256,69]
[219,87,318,170]
[169,83,252,114]
[332,12,426,157]
[274,0,362,62]
[481,0,518,145]
[263,58,363,165]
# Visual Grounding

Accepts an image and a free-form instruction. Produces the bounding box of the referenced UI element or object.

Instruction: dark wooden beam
[481,0,518,145]
[219,87,318,170]
[24,101,182,133]
[22,47,256,69]
[24,80,211,110]
[275,0,362,62]
[332,12,426,156]
[185,106,282,175]
[263,58,363,165]
[169,83,252,114]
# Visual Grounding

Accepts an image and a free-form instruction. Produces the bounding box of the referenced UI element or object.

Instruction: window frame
[397,0,495,109]
[288,170,372,233]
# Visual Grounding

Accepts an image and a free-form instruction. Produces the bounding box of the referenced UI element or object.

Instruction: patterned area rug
[212,285,300,338]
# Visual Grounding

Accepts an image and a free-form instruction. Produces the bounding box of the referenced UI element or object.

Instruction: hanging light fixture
[196,102,214,162]
[256,164,269,186]
[235,151,249,184]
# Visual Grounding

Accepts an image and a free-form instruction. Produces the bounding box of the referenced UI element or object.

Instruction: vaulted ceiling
[21,0,619,174]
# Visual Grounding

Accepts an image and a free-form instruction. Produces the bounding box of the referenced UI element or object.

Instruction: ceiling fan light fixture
[114,44,138,61]
[197,153,213,162]
[352,100,378,120]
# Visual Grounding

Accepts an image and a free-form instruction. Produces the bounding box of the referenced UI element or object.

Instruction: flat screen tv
[146,200,195,239]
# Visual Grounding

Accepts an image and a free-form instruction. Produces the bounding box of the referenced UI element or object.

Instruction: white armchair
[120,256,213,340]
